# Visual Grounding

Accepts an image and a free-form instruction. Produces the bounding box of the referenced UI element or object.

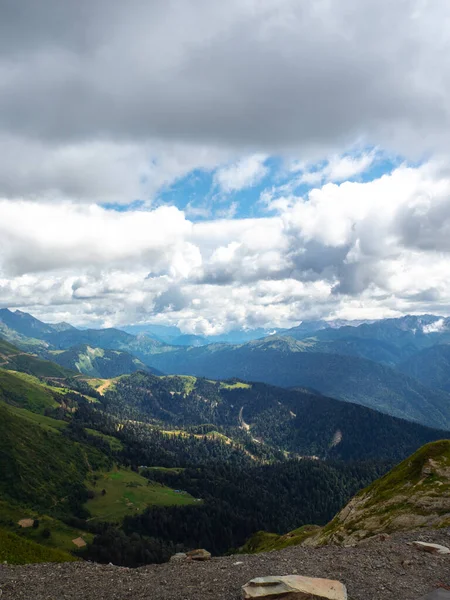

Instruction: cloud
[214,155,269,193]
[2,161,450,331]
[0,136,229,204]
[1,1,450,201]
[2,1,450,331]
[326,153,376,182]
[288,150,377,187]
[0,201,194,275]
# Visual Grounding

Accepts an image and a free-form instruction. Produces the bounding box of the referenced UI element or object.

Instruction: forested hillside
[136,342,450,429]
[100,372,449,462]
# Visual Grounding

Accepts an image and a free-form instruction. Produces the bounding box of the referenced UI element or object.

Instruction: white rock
[412,541,450,555]
[242,575,347,599]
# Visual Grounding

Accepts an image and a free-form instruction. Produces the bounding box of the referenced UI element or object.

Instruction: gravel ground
[1,529,450,600]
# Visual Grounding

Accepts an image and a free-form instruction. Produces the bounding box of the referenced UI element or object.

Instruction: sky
[1,0,450,334]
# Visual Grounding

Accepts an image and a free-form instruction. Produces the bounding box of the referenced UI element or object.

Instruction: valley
[0,308,449,581]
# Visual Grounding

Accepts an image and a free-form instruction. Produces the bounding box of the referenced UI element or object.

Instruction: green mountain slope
[49,344,162,378]
[0,369,59,412]
[0,402,108,515]
[314,439,450,545]
[0,528,76,565]
[242,440,450,552]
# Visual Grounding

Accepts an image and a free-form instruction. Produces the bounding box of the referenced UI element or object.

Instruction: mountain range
[3,308,450,429]
[1,310,450,570]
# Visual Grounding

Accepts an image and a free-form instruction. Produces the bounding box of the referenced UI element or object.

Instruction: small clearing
[85,467,197,522]
[96,379,115,395]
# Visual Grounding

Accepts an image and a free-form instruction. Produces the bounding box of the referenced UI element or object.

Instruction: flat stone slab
[420,590,450,599]
[242,575,347,599]
[413,542,450,555]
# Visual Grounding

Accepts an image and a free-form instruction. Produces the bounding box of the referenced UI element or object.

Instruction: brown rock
[169,553,188,562]
[186,549,211,561]
[242,575,347,599]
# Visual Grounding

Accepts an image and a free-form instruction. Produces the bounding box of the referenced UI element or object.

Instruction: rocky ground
[1,529,450,600]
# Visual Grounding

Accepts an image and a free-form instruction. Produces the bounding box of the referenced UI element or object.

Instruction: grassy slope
[315,439,450,545]
[240,525,321,553]
[0,500,92,554]
[0,369,58,412]
[0,528,76,565]
[85,467,198,522]
[49,344,156,378]
[0,401,107,513]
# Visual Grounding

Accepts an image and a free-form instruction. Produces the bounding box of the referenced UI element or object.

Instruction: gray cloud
[2,1,450,330]
[1,0,449,154]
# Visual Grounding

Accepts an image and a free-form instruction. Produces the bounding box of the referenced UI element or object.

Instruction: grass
[0,369,58,413]
[360,439,450,507]
[316,440,450,544]
[0,402,109,514]
[85,467,198,522]
[5,403,68,433]
[240,525,321,553]
[219,381,251,390]
[73,347,105,376]
[161,375,198,393]
[0,528,77,565]
[85,428,123,451]
[146,466,185,474]
[0,500,92,554]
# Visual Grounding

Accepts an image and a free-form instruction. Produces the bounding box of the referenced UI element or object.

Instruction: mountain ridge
[3,309,450,428]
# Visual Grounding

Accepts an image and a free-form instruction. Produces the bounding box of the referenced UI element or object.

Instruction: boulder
[169,552,188,562]
[186,548,211,561]
[242,575,347,599]
[412,542,450,555]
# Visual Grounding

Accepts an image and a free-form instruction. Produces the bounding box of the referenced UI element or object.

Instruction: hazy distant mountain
[171,334,208,346]
[120,323,273,344]
[398,344,450,392]
[120,323,183,343]
[310,315,450,358]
